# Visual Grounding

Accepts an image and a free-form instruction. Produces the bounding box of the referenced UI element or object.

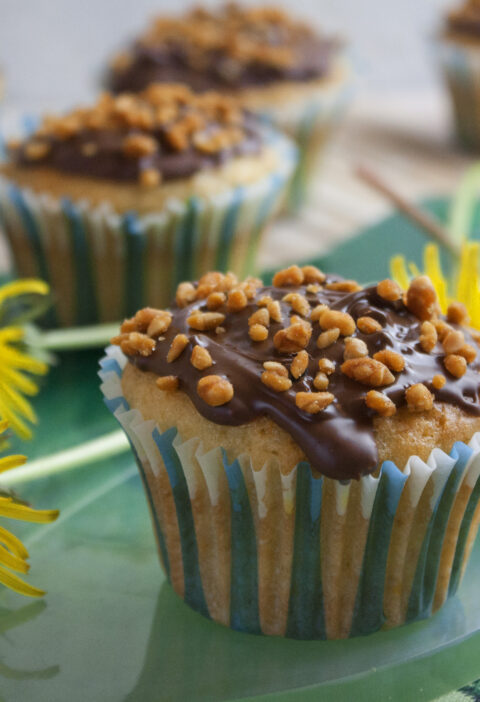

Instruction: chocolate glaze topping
[109,5,340,94]
[8,86,263,184]
[121,271,480,482]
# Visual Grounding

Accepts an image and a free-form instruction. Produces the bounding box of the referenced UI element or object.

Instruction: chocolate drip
[129,281,480,481]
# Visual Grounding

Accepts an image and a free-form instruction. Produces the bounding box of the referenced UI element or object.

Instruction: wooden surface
[0,91,476,274]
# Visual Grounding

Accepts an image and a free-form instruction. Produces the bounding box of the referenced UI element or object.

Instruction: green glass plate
[2,200,480,702]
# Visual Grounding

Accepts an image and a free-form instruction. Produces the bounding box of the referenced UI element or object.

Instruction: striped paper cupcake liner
[99,345,480,640]
[437,37,480,151]
[259,58,353,212]
[0,127,296,327]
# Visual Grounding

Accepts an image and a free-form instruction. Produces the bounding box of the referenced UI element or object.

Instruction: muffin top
[108,4,340,94]
[112,266,480,481]
[6,84,262,185]
[446,0,480,37]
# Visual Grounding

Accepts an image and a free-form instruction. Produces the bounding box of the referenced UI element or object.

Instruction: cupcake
[100,266,480,639]
[107,4,352,211]
[438,0,480,150]
[0,84,295,326]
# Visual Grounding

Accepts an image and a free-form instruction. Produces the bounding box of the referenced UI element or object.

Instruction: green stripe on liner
[215,188,243,272]
[123,213,146,317]
[223,451,261,634]
[152,427,209,618]
[448,466,480,597]
[287,464,325,639]
[244,174,282,277]
[9,185,57,326]
[287,106,318,212]
[62,199,99,326]
[407,442,472,623]
[173,197,201,288]
[350,461,407,637]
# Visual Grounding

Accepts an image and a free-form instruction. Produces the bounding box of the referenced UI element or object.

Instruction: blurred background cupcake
[438,0,480,151]
[106,4,352,212]
[0,84,296,327]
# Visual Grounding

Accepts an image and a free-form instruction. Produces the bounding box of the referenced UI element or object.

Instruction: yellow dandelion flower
[0,422,58,597]
[391,242,480,330]
[0,279,50,439]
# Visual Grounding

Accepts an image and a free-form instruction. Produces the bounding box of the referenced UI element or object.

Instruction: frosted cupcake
[100,266,480,639]
[438,0,480,149]
[107,4,351,210]
[0,84,295,326]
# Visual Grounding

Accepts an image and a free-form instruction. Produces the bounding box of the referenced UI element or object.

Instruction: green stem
[1,430,130,486]
[26,322,120,352]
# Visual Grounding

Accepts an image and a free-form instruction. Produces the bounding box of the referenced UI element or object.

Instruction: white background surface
[0,0,454,106]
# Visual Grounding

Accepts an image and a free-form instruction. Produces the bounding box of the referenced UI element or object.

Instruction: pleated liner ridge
[99,345,480,640]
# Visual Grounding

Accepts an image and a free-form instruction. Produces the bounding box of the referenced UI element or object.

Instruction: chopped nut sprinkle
[266,299,282,323]
[272,265,304,287]
[341,358,395,387]
[458,344,477,363]
[419,321,437,353]
[444,354,467,378]
[318,357,335,375]
[147,311,173,338]
[447,302,469,326]
[140,168,161,188]
[273,319,312,353]
[372,349,405,373]
[249,323,269,342]
[405,383,434,412]
[295,391,334,414]
[197,375,234,406]
[291,350,309,379]
[319,310,356,336]
[406,276,439,321]
[206,291,226,310]
[227,288,248,312]
[187,310,226,331]
[167,333,189,362]
[176,282,196,308]
[357,316,382,334]
[261,363,292,392]
[365,390,396,417]
[325,280,362,293]
[313,372,329,390]
[317,327,340,349]
[282,292,310,317]
[248,308,269,327]
[119,331,155,357]
[377,279,402,302]
[301,265,326,284]
[311,304,329,323]
[442,329,465,355]
[432,374,446,389]
[156,375,179,391]
[344,338,368,360]
[191,345,213,370]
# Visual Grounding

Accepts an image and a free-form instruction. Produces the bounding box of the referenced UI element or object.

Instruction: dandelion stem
[0,430,130,486]
[26,322,120,352]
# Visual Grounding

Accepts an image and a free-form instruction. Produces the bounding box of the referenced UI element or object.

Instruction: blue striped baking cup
[0,125,297,327]
[99,345,480,640]
[436,35,480,151]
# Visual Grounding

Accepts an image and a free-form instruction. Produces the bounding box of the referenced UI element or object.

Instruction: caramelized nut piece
[176,282,196,308]
[147,311,173,338]
[458,344,477,363]
[311,304,329,323]
[140,168,161,187]
[406,276,439,320]
[282,293,310,317]
[206,292,226,310]
[432,374,446,389]
[187,311,226,331]
[197,375,234,406]
[257,295,272,307]
[325,280,362,293]
[318,358,335,375]
[319,310,356,336]
[248,308,270,327]
[295,391,334,414]
[196,272,228,298]
[341,358,395,386]
[419,321,438,353]
[261,362,292,392]
[167,334,189,362]
[249,324,269,342]
[273,320,312,353]
[313,372,329,390]
[291,350,309,379]
[317,327,340,349]
[306,284,321,294]
[266,299,282,323]
[301,265,326,284]
[365,390,396,417]
[227,289,248,312]
[120,332,155,357]
[442,329,465,355]
[156,375,179,392]
[273,265,304,287]
[373,349,405,372]
[357,316,382,334]
[123,133,157,157]
[406,383,434,412]
[433,319,452,341]
[377,279,403,302]
[444,354,467,378]
[191,345,213,370]
[447,302,469,325]
[344,338,368,360]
